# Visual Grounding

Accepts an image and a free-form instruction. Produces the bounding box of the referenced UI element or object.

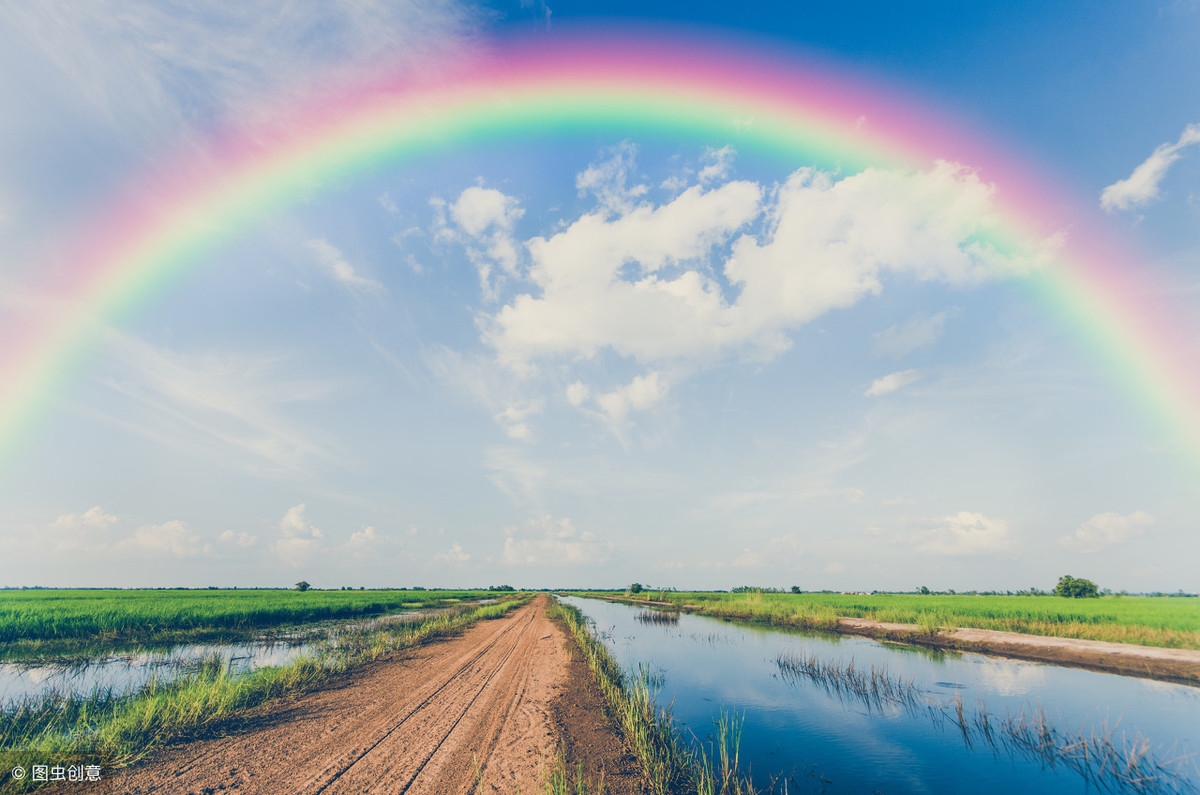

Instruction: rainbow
[2,29,1198,473]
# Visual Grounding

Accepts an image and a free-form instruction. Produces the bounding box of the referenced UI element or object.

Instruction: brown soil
[47,595,628,795]
[545,616,646,794]
[838,618,1200,685]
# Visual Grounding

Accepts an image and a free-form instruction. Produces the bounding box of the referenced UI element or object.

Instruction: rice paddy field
[582,591,1200,649]
[0,589,493,657]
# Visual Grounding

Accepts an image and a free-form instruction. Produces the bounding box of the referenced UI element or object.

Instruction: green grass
[0,589,492,657]
[0,595,531,794]
[582,591,1200,649]
[548,600,757,795]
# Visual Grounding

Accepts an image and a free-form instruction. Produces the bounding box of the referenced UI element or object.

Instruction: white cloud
[442,186,526,300]
[914,512,1010,555]
[594,371,669,425]
[306,238,385,294]
[218,529,257,547]
[41,506,120,552]
[450,186,524,237]
[483,159,1034,415]
[271,503,323,567]
[53,506,118,530]
[873,310,956,358]
[1101,124,1200,212]
[344,525,385,555]
[575,142,649,215]
[494,399,544,442]
[731,548,764,568]
[501,515,612,566]
[1,1,476,140]
[118,520,210,557]
[486,179,762,371]
[565,381,590,407]
[99,332,342,476]
[1060,511,1154,553]
[698,145,736,183]
[433,542,470,564]
[865,369,921,397]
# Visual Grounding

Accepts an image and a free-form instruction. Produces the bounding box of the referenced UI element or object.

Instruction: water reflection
[561,596,1200,795]
[0,604,455,708]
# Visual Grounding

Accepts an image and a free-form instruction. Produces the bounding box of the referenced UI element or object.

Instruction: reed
[635,610,681,625]
[549,600,758,795]
[775,652,922,713]
[541,752,610,794]
[0,595,531,793]
[776,652,1197,794]
[583,591,1200,650]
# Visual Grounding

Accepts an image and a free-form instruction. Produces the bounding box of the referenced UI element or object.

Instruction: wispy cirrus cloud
[1101,123,1200,212]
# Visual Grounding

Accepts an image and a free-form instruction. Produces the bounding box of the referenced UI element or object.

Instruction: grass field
[0,594,530,793]
[0,589,492,655]
[581,591,1200,649]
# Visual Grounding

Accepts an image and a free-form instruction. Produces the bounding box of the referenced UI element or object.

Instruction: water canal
[559,596,1200,794]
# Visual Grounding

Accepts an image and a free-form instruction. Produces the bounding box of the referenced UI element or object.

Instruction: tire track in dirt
[68,595,570,795]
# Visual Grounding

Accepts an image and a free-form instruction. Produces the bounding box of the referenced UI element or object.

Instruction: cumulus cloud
[41,506,120,552]
[272,503,323,567]
[501,515,612,566]
[219,529,257,547]
[1101,124,1200,212]
[865,369,921,397]
[873,310,956,358]
[433,542,470,564]
[344,525,385,556]
[594,372,669,426]
[440,186,526,300]
[118,520,210,557]
[1060,511,1154,553]
[306,238,385,294]
[474,157,1037,437]
[913,512,1010,555]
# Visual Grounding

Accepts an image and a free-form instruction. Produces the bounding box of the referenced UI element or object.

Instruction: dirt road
[83,595,580,794]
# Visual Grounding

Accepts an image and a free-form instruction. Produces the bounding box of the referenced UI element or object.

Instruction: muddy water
[0,606,454,707]
[560,596,1200,794]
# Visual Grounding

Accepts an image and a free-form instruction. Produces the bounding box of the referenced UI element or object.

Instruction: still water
[0,606,451,708]
[560,596,1200,794]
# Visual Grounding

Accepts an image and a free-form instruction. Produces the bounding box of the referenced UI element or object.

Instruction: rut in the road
[89,595,568,795]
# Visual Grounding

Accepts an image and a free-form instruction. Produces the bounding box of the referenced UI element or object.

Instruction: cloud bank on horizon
[0,1,1197,591]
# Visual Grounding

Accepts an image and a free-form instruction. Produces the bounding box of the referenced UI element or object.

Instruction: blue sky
[1,1,1197,590]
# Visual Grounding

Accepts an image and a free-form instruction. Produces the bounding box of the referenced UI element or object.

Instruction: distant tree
[489,585,516,592]
[629,583,644,594]
[294,580,311,592]
[918,586,931,595]
[1055,575,1099,598]
[790,585,801,594]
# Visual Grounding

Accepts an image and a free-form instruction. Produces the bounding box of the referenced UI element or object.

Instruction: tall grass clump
[635,610,680,625]
[776,652,922,713]
[0,595,531,793]
[541,752,609,794]
[775,652,1197,794]
[548,600,757,795]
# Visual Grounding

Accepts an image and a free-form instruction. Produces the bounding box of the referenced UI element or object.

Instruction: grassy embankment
[0,594,531,793]
[0,588,492,659]
[583,591,1200,649]
[548,600,757,795]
